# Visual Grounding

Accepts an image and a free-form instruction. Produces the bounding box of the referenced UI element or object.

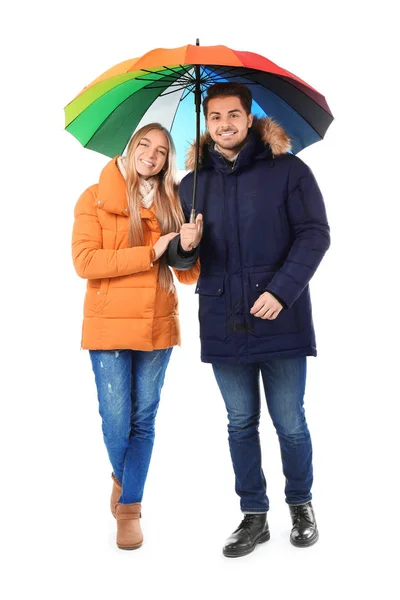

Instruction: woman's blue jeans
[212,357,313,512]
[89,348,172,504]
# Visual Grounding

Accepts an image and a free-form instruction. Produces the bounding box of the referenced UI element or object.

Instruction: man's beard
[215,133,249,155]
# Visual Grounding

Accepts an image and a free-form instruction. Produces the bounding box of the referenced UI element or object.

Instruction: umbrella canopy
[65,42,333,221]
[65,42,333,169]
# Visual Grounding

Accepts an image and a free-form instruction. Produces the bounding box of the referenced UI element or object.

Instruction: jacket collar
[185,117,291,172]
[96,157,157,223]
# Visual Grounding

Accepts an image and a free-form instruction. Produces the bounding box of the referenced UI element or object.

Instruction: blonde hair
[124,123,185,291]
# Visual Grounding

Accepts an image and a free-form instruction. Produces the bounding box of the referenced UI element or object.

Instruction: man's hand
[180,213,203,251]
[250,292,283,320]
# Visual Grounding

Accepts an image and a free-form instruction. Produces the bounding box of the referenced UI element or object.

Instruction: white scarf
[138,176,156,209]
[117,156,156,209]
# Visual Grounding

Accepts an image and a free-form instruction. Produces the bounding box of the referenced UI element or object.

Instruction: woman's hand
[180,213,203,251]
[153,232,179,261]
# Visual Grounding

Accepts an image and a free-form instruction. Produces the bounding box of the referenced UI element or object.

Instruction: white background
[2,1,398,598]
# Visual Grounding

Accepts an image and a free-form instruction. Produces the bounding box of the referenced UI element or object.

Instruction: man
[169,82,330,558]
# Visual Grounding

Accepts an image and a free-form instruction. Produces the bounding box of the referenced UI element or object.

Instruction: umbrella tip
[196,38,200,46]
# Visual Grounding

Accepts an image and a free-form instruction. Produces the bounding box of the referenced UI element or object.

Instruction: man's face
[205,96,253,158]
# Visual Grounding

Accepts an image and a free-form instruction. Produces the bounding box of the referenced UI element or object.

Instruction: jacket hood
[97,157,128,216]
[185,117,291,171]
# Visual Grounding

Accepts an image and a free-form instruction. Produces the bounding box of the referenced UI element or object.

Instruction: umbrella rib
[160,65,185,76]
[159,84,196,96]
[138,70,196,91]
[136,72,183,84]
[137,74,196,92]
[205,65,282,84]
[163,64,193,77]
[138,64,194,80]
[138,79,192,88]
[201,67,230,88]
[202,71,221,86]
[136,67,195,85]
[180,87,194,101]
[137,68,180,76]
[207,65,248,79]
[169,87,187,141]
[178,64,196,78]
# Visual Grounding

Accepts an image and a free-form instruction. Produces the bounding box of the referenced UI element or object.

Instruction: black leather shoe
[289,501,319,547]
[222,513,270,558]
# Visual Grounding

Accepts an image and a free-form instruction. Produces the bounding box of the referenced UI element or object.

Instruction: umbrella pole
[190,39,201,224]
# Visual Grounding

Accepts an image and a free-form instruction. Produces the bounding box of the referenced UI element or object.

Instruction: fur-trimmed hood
[185,117,291,171]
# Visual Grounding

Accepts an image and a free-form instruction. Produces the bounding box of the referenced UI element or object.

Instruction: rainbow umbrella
[64,40,333,219]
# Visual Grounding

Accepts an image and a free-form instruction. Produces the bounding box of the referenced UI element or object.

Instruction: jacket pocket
[247,272,300,335]
[195,275,227,341]
[94,278,110,313]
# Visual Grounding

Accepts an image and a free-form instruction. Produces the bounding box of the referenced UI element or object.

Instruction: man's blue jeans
[89,348,172,504]
[212,357,313,512]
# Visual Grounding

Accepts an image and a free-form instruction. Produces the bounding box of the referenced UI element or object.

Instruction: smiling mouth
[140,159,154,167]
[219,131,236,137]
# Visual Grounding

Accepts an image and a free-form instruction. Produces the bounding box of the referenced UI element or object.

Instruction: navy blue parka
[177,117,330,364]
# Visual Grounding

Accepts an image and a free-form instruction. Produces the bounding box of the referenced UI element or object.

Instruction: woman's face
[134,129,169,178]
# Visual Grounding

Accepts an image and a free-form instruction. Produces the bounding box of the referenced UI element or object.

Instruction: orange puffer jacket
[72,157,200,351]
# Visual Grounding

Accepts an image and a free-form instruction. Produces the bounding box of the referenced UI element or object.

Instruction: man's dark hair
[202,82,253,117]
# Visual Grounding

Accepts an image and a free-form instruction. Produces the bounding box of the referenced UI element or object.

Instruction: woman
[72,123,199,550]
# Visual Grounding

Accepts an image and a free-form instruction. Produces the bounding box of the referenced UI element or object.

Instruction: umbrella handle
[189,209,203,248]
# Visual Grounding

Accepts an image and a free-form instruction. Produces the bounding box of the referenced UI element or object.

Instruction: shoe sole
[117,543,143,551]
[290,531,319,548]
[223,530,270,558]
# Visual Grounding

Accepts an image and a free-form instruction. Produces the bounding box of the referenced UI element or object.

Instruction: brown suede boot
[110,473,122,518]
[115,503,143,550]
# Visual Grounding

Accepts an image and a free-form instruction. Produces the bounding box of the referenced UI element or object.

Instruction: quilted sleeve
[266,159,330,308]
[72,188,155,279]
